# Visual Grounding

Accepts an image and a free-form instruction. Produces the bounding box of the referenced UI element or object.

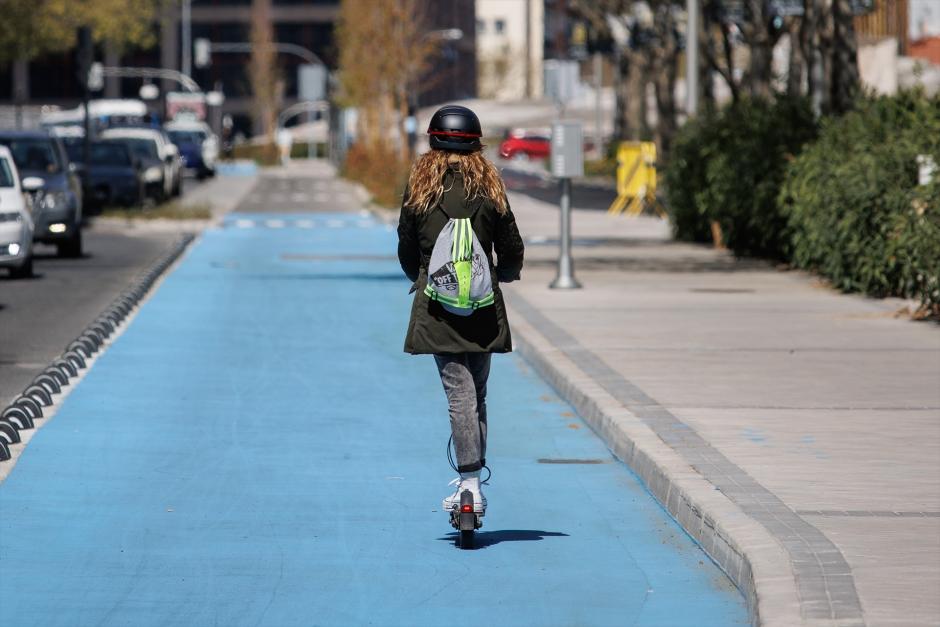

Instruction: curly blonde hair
[404,150,508,215]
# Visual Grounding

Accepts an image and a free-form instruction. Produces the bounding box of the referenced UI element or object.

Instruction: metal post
[550,178,582,289]
[686,0,699,116]
[594,52,603,157]
[181,0,192,77]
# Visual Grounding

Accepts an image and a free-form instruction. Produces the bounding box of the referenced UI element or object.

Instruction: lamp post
[181,0,192,77]
[686,0,699,116]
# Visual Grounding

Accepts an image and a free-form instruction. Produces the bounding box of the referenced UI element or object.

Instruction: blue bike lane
[1,211,747,626]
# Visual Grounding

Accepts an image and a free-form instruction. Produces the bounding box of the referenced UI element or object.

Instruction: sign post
[550,121,584,289]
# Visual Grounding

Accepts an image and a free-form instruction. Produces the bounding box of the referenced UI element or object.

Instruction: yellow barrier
[607,141,665,217]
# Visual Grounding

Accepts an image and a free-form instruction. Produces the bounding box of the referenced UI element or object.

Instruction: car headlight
[144,166,163,183]
[41,191,69,211]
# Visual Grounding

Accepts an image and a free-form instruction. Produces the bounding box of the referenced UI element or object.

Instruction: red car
[498,130,551,161]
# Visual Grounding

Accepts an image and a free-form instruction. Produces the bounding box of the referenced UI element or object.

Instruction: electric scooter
[449,489,483,549]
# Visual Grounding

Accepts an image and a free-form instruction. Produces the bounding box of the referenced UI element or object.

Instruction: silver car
[0,145,37,278]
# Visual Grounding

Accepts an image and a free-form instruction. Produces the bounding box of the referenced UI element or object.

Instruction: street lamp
[182,0,192,77]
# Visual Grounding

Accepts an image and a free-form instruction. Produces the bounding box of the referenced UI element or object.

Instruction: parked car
[83,141,146,209]
[101,128,182,201]
[498,129,551,161]
[0,130,84,257]
[0,145,37,278]
[165,121,218,179]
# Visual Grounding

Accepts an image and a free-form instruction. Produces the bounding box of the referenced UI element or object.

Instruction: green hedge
[663,96,818,258]
[781,90,940,313]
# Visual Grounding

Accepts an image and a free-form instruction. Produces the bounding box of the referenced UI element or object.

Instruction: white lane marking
[265,219,286,228]
[234,219,255,228]
[296,219,315,229]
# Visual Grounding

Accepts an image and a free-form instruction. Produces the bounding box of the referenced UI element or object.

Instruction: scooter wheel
[459,529,474,550]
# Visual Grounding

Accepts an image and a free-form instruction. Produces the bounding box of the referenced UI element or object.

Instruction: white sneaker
[442,471,486,513]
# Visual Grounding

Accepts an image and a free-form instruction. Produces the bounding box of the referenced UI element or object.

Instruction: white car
[0,145,38,278]
[101,128,182,200]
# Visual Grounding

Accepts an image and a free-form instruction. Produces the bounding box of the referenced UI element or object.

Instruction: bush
[662,110,721,244]
[341,142,410,208]
[663,97,818,257]
[781,89,940,314]
[230,142,280,166]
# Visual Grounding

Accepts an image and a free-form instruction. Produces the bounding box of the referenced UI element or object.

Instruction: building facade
[475,0,543,100]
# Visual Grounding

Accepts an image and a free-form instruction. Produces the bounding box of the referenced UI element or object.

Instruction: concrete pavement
[501,191,940,627]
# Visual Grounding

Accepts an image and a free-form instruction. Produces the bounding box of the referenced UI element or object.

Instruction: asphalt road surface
[0,175,209,406]
[497,160,617,212]
[1,169,747,626]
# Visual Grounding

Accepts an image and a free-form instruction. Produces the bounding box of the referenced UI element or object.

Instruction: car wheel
[9,255,33,279]
[57,230,83,258]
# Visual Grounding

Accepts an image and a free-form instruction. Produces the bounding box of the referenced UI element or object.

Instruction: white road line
[356,220,374,228]
[265,219,286,228]
[296,219,315,229]
[234,219,255,228]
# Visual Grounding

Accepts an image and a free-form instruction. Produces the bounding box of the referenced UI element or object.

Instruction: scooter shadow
[437,529,569,549]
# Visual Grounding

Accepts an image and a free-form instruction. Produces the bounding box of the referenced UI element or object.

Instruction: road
[497,159,617,212]
[0,175,237,406]
[0,166,746,626]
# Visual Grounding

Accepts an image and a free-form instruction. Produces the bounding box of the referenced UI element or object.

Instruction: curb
[505,297,805,627]
[0,234,196,477]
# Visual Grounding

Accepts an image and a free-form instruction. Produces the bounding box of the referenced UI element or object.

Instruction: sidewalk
[502,192,940,627]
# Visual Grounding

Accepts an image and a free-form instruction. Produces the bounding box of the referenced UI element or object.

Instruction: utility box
[551,121,584,178]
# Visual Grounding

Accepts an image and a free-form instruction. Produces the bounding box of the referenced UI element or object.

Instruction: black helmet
[427,105,482,152]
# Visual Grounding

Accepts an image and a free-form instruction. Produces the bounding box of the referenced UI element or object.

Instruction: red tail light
[461,504,473,513]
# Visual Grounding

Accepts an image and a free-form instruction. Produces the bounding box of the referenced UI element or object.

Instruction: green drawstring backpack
[424,207,495,316]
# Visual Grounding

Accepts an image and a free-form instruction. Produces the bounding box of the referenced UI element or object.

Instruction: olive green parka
[397,168,524,354]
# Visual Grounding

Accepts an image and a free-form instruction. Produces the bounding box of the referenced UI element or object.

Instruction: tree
[248,0,281,143]
[337,0,438,160]
[0,0,167,65]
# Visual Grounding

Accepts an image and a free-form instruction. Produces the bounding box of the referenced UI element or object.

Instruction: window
[0,138,61,174]
[121,139,160,161]
[476,18,485,34]
[89,143,132,167]
[0,158,15,187]
[494,19,506,35]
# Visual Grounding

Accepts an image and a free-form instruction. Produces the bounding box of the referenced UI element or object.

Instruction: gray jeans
[434,353,491,473]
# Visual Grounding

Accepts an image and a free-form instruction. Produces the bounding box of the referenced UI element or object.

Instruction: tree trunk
[830,0,859,113]
[741,0,776,98]
[787,22,806,97]
[248,0,279,142]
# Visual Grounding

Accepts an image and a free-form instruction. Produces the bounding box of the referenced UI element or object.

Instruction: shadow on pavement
[437,529,570,549]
